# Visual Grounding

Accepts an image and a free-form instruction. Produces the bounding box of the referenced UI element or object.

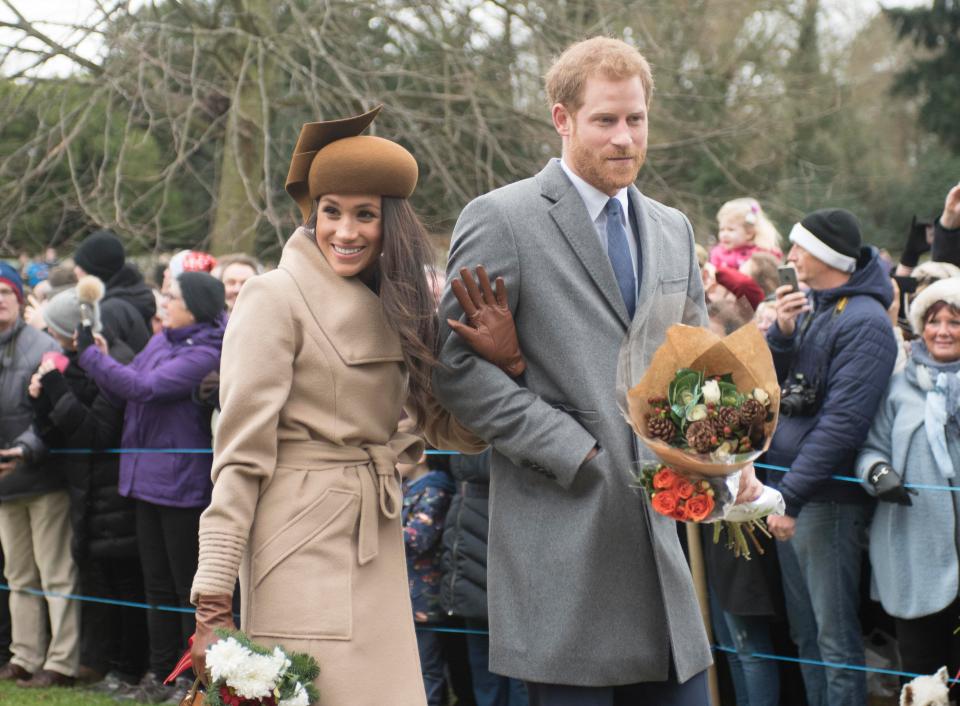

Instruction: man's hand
[941,182,960,230]
[447,266,526,377]
[767,514,796,542]
[735,463,763,504]
[774,284,810,336]
[580,445,599,469]
[23,295,45,330]
[0,446,24,476]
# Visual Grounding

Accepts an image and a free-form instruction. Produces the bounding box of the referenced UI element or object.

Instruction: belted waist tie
[275,434,424,566]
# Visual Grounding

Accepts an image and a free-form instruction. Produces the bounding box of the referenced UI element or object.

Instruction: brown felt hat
[285,105,418,222]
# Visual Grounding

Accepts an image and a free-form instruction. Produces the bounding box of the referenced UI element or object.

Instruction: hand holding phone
[777,266,799,293]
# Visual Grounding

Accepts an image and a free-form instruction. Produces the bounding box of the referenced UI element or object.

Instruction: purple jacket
[79,319,224,508]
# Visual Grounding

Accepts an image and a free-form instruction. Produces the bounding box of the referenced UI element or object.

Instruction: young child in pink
[709,198,783,269]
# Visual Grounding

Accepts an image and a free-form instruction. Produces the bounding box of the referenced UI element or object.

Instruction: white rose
[686,404,708,422]
[702,380,721,405]
[752,388,770,406]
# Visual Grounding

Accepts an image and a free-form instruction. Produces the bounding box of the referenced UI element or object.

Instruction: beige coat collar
[280,228,403,364]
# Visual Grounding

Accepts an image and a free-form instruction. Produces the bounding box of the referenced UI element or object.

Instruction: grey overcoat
[433,160,713,686]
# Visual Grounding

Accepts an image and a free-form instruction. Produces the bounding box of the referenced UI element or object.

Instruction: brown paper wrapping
[626,323,780,477]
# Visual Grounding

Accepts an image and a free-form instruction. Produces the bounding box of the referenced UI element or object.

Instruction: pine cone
[717,405,741,431]
[740,398,766,425]
[647,415,677,443]
[686,420,717,454]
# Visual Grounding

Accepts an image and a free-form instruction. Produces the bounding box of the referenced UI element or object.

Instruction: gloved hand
[190,594,234,684]
[447,266,526,377]
[901,215,932,268]
[868,463,917,506]
[76,324,96,355]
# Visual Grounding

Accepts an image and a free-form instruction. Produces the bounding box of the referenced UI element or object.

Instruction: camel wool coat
[191,229,485,706]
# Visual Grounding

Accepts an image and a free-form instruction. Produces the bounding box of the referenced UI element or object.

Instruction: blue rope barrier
[713,644,958,684]
[0,583,944,682]
[755,461,960,493]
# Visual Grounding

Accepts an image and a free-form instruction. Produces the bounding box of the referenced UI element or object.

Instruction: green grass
[0,680,120,704]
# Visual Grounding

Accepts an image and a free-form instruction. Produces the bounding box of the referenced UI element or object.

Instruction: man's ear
[551,103,572,137]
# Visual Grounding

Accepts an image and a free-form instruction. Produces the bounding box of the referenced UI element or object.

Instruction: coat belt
[274,433,424,566]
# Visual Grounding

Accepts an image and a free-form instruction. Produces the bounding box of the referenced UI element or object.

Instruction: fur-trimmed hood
[909,277,960,335]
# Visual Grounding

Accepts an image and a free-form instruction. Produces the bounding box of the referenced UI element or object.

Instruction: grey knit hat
[44,277,104,339]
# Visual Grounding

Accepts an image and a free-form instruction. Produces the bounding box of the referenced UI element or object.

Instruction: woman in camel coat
[189,107,497,706]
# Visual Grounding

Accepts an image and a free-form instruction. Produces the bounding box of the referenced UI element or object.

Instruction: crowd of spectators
[0,178,959,705]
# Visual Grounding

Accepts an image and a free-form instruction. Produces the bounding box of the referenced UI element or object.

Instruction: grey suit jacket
[433,160,712,686]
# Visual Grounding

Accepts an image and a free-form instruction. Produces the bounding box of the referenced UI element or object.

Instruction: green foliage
[886,0,960,153]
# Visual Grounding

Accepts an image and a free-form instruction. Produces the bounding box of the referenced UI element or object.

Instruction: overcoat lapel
[539,162,632,328]
[627,186,664,333]
[279,228,404,364]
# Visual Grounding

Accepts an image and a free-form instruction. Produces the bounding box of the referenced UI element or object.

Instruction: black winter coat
[931,219,960,266]
[440,449,492,620]
[101,265,155,354]
[31,342,138,562]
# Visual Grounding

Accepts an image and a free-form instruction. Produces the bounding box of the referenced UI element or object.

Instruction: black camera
[780,373,820,417]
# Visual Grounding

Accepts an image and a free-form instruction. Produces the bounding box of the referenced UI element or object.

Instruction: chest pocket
[657,276,688,323]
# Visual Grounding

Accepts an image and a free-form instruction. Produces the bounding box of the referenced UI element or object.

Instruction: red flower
[670,503,688,521]
[653,468,679,490]
[676,479,695,499]
[685,493,716,522]
[651,489,679,516]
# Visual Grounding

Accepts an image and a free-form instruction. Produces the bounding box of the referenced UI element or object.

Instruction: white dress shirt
[557,157,639,288]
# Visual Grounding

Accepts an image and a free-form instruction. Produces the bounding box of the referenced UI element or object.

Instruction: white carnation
[279,681,311,706]
[206,637,250,683]
[229,649,288,699]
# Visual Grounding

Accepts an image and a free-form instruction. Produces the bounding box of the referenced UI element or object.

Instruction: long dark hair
[306,197,438,423]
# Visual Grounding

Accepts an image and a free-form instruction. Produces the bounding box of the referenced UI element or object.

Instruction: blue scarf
[907,340,960,478]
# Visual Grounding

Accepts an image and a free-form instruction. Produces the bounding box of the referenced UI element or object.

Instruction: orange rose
[653,468,679,490]
[684,493,715,522]
[676,479,695,499]
[651,489,679,516]
[670,503,688,521]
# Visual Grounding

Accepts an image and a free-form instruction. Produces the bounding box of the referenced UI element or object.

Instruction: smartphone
[41,351,70,374]
[777,266,799,293]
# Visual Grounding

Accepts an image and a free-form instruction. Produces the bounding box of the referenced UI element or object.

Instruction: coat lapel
[627,187,663,333]
[279,229,404,364]
[538,161,632,328]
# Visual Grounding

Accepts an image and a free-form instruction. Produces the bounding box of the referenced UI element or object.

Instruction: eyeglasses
[0,288,17,299]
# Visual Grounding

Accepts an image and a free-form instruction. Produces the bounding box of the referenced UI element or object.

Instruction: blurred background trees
[0,0,956,260]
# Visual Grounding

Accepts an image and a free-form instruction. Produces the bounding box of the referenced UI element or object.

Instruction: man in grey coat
[0,263,79,688]
[434,37,759,705]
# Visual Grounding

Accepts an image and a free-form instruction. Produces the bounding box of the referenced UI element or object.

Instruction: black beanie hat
[788,209,862,274]
[74,230,126,281]
[178,272,225,324]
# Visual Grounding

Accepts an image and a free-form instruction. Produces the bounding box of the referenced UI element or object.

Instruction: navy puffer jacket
[440,449,492,620]
[764,247,898,517]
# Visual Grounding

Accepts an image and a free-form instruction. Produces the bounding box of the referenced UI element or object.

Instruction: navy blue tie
[605,198,636,319]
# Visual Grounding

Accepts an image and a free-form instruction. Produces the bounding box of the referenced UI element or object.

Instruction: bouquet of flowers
[617,323,786,558]
[166,630,319,706]
[203,631,318,706]
[635,463,784,558]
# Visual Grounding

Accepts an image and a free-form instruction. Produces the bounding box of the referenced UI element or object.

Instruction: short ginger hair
[545,37,654,112]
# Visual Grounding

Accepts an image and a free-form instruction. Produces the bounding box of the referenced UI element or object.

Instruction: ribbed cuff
[190,529,247,604]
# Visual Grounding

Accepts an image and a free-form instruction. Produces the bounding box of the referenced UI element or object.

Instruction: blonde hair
[545,37,654,111]
[717,198,782,252]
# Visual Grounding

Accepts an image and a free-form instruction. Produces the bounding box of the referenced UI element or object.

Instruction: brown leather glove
[447,266,526,377]
[191,594,235,684]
